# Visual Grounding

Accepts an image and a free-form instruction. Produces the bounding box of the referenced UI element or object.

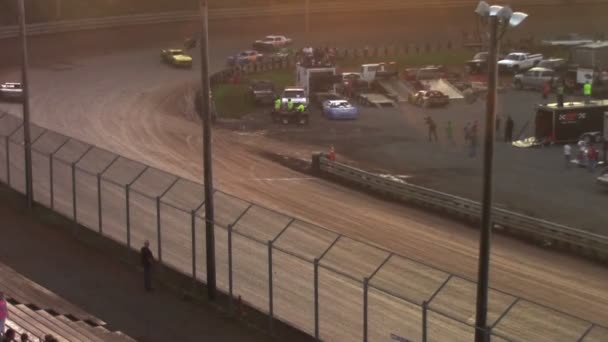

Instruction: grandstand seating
[0,262,134,342]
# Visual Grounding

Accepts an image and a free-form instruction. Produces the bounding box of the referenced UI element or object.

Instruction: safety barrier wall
[1,111,607,341]
[2,0,608,39]
[313,154,608,261]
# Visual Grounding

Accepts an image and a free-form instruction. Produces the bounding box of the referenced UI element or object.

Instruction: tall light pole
[199,0,216,300]
[18,0,33,209]
[305,0,310,34]
[473,2,527,341]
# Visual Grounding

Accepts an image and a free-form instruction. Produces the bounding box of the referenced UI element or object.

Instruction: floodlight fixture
[475,1,490,16]
[509,12,528,27]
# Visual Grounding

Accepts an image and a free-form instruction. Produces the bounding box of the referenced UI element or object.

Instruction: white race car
[253,35,293,50]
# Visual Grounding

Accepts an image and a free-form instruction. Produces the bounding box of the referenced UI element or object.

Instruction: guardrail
[2,0,607,40]
[313,154,608,261]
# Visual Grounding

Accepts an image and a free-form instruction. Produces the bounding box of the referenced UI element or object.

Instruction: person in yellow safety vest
[584,81,592,103]
[296,103,306,113]
[287,99,294,111]
[274,98,281,112]
[557,82,565,107]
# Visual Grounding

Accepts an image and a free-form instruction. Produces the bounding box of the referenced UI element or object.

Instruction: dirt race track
[1,5,608,339]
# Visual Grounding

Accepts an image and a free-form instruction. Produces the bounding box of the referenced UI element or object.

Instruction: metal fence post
[6,136,10,186]
[363,277,369,342]
[228,224,234,315]
[97,173,102,234]
[314,258,320,341]
[49,154,54,210]
[268,240,274,334]
[125,184,131,249]
[191,210,196,282]
[156,196,162,263]
[71,163,77,222]
[422,301,428,342]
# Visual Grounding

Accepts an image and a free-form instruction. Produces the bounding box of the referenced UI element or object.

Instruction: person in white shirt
[563,144,572,168]
[577,140,587,165]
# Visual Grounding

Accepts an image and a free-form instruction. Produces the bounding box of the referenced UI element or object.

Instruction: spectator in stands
[141,240,155,292]
[2,328,16,342]
[0,292,7,336]
[19,333,29,342]
[43,334,57,342]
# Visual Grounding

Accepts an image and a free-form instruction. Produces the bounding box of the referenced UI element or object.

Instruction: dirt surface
[0,185,298,342]
[1,5,608,330]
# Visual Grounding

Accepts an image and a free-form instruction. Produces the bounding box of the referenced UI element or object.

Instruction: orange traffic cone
[329,145,336,161]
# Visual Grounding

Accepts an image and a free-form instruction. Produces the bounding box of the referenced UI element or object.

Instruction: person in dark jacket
[140,241,155,292]
[2,328,16,342]
[505,116,514,142]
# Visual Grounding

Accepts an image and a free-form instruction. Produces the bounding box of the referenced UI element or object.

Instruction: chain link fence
[1,111,607,341]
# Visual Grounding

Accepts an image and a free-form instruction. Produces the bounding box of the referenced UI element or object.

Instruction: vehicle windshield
[253,82,274,91]
[330,101,350,108]
[505,54,522,61]
[473,52,488,60]
[171,51,183,55]
[537,61,550,68]
[284,91,305,98]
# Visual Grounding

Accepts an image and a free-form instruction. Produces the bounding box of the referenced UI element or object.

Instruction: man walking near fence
[446,120,454,143]
[505,116,514,143]
[140,241,155,292]
[425,116,438,142]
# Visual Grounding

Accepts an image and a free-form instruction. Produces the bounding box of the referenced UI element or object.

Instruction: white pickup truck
[498,52,543,73]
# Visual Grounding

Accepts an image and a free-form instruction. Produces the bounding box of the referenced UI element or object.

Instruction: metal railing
[315,154,608,261]
[2,0,607,39]
[1,111,607,341]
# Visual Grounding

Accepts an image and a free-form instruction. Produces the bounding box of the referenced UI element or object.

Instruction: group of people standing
[424,115,515,157]
[273,98,305,113]
[563,141,601,172]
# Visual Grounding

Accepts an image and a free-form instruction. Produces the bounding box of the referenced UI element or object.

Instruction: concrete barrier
[313,154,608,261]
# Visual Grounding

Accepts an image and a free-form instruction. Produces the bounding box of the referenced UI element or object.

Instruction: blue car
[322,99,359,120]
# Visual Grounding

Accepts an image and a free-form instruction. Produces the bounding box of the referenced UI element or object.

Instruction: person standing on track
[446,120,454,143]
[505,116,514,143]
[588,145,598,172]
[274,97,281,113]
[140,241,155,292]
[563,143,572,168]
[469,121,479,158]
[556,80,565,107]
[287,98,294,112]
[584,80,592,103]
[425,116,438,142]
[542,81,551,100]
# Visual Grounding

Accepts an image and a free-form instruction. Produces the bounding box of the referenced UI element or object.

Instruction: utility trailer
[296,64,338,98]
[535,100,608,143]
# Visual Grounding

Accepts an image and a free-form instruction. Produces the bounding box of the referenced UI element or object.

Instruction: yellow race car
[161,49,193,68]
